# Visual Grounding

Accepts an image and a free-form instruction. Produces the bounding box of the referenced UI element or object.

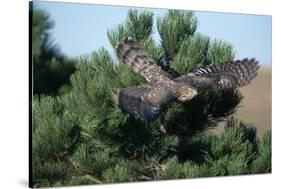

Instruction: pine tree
[31,9,271,187]
[31,7,76,95]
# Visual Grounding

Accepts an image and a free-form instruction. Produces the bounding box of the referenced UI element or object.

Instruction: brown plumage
[116,37,260,123]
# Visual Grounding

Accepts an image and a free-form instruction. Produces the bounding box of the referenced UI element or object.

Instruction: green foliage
[208,39,235,64]
[159,119,270,179]
[72,144,115,178]
[157,10,197,59]
[32,96,81,160]
[203,118,258,176]
[160,157,211,179]
[32,96,82,187]
[68,49,116,112]
[126,10,154,41]
[32,8,76,95]
[32,160,71,187]
[250,130,272,173]
[32,8,271,187]
[32,9,54,58]
[163,90,242,138]
[102,164,131,183]
[172,33,210,74]
[107,10,154,48]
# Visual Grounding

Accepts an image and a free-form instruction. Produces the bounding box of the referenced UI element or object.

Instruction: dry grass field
[236,66,272,138]
[210,66,272,138]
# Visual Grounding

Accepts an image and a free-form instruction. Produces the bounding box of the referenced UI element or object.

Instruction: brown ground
[209,66,272,138]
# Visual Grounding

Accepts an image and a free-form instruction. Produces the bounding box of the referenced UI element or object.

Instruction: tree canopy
[32,8,76,95]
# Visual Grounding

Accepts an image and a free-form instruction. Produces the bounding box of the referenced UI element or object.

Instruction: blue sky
[34,1,272,65]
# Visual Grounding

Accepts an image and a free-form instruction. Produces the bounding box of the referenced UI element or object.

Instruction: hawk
[115,37,260,123]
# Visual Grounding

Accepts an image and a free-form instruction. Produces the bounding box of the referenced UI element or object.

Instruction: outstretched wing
[116,37,171,84]
[174,58,260,91]
[118,84,177,123]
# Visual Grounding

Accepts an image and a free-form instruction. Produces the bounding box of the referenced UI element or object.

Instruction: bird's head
[178,85,197,102]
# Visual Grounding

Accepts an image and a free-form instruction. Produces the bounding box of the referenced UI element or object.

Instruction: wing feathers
[116,38,171,84]
[118,84,178,123]
[175,58,260,91]
[118,85,161,123]
[115,38,260,123]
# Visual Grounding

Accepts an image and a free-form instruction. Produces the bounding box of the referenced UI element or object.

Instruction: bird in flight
[115,37,260,123]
